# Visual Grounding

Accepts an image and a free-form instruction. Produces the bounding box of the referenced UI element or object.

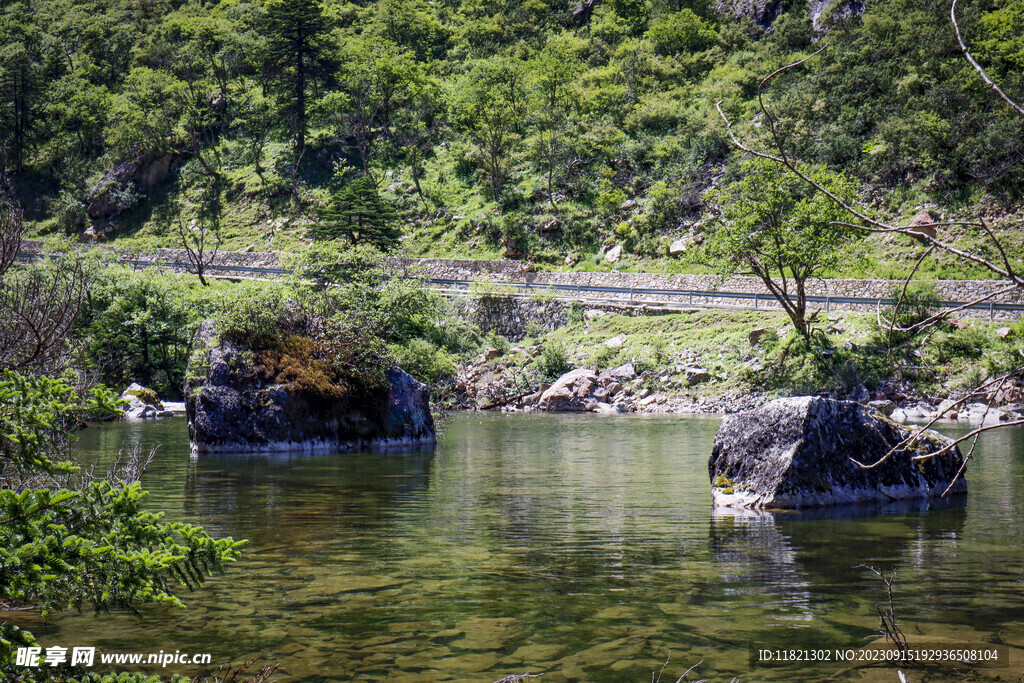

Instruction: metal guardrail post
[990,301,995,322]
[826,296,831,313]
[754,293,758,309]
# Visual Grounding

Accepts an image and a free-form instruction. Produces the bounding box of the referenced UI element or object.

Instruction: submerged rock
[708,396,966,509]
[185,321,434,453]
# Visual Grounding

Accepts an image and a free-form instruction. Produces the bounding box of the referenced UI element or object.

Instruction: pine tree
[261,0,333,152]
[313,177,402,250]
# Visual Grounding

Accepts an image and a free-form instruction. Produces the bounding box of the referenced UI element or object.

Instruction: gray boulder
[539,368,599,411]
[87,149,180,219]
[708,396,966,509]
[120,382,169,420]
[599,362,637,383]
[185,321,434,453]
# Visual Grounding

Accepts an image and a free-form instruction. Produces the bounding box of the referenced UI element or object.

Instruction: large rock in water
[185,321,435,453]
[708,397,966,509]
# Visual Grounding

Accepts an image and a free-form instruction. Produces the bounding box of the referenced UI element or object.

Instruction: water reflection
[30,414,1024,682]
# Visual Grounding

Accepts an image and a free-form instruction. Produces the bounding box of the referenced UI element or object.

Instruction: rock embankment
[708,396,967,509]
[185,321,435,453]
[453,348,763,414]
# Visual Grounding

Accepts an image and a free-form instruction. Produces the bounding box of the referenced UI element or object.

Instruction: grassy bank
[457,306,1024,411]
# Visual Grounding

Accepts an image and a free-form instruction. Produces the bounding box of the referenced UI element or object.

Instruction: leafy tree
[312,176,401,250]
[528,36,583,206]
[705,157,860,337]
[325,38,425,178]
[645,8,717,56]
[75,264,206,397]
[364,0,448,61]
[260,0,334,153]
[452,55,528,200]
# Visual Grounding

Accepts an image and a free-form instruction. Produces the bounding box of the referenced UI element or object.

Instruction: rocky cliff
[185,321,435,453]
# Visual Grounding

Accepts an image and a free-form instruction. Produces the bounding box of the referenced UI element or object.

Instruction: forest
[1,0,1022,275]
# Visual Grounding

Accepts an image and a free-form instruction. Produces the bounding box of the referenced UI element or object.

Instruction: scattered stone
[600,362,637,382]
[907,211,937,239]
[935,399,961,419]
[867,400,897,417]
[605,334,625,349]
[669,237,689,255]
[619,199,636,211]
[747,328,770,346]
[997,326,1013,340]
[120,383,170,420]
[708,396,967,509]
[846,383,870,404]
[605,245,622,263]
[483,347,502,360]
[685,367,711,386]
[742,358,764,373]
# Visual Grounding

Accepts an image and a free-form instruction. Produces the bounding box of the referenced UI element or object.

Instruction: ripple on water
[36,414,1024,682]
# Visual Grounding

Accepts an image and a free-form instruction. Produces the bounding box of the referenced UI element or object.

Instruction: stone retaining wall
[21,241,1023,320]
[409,258,1024,321]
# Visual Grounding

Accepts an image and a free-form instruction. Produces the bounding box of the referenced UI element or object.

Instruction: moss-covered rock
[708,396,966,509]
[184,321,435,453]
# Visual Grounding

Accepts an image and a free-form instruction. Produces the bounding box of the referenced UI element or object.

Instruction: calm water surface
[18,413,1024,682]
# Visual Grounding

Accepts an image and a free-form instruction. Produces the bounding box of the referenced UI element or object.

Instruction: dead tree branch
[951,0,1024,117]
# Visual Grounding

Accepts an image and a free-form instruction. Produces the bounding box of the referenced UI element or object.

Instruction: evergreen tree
[313,177,402,250]
[261,0,333,152]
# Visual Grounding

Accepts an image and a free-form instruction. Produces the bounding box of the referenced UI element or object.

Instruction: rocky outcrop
[87,148,180,219]
[121,382,174,419]
[185,321,434,453]
[715,0,865,29]
[708,396,966,509]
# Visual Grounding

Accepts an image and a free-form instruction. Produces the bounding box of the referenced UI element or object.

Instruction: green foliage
[75,264,209,399]
[534,339,573,382]
[874,283,942,346]
[0,481,245,616]
[261,0,334,151]
[0,371,243,671]
[705,157,861,336]
[2,0,1022,282]
[646,9,717,57]
[0,370,120,477]
[313,176,402,250]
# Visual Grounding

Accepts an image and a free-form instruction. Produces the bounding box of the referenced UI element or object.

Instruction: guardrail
[16,251,1024,320]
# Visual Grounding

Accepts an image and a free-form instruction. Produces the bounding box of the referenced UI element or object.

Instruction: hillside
[2,0,1022,278]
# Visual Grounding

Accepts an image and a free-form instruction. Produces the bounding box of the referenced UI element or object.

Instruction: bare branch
[951,0,1024,117]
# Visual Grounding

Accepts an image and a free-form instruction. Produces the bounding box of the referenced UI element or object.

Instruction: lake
[18,413,1024,682]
